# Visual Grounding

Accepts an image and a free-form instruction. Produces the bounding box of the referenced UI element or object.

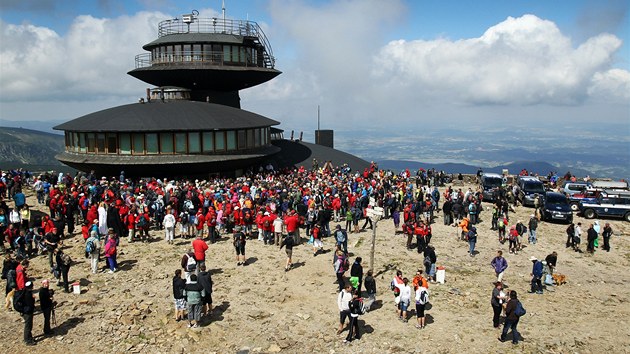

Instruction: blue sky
[0,0,628,136]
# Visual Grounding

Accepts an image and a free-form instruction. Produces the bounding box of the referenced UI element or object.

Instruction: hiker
[491,250,508,282]
[312,224,324,256]
[459,217,470,241]
[163,206,176,244]
[233,226,247,266]
[574,222,582,252]
[272,215,283,246]
[85,230,100,274]
[103,233,118,274]
[529,256,543,294]
[3,254,19,310]
[467,226,478,257]
[183,274,205,328]
[414,281,429,329]
[336,283,352,335]
[586,224,597,254]
[18,281,36,346]
[350,257,364,296]
[334,225,348,255]
[528,214,538,244]
[565,223,575,249]
[499,290,523,344]
[172,269,187,321]
[423,245,437,282]
[491,281,506,328]
[181,249,197,281]
[334,250,348,292]
[192,234,208,270]
[197,265,213,318]
[54,248,72,292]
[545,252,558,274]
[364,270,376,311]
[39,279,55,335]
[344,289,363,343]
[280,233,295,272]
[602,223,613,252]
[394,277,412,322]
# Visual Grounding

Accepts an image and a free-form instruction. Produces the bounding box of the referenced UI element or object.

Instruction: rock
[267,344,282,353]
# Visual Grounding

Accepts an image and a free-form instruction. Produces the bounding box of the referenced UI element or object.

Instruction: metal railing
[156,17,275,68]
[134,50,274,69]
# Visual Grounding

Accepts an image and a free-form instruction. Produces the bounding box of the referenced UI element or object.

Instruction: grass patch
[355,237,364,248]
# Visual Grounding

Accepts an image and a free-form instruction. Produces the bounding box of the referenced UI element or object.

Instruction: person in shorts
[172,269,187,321]
[233,226,246,266]
[280,233,295,272]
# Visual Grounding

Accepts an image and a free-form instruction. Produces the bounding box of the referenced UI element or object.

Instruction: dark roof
[270,140,370,172]
[143,33,245,49]
[54,101,280,132]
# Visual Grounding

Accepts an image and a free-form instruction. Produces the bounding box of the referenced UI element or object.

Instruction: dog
[552,273,567,285]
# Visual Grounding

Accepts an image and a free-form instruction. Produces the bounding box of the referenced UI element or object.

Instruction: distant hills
[376,160,594,178]
[0,127,67,172]
[0,126,606,179]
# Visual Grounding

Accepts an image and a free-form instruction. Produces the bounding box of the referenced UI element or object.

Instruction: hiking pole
[52,306,57,326]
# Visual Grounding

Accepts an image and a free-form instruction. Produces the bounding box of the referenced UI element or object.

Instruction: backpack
[514,300,526,317]
[336,230,346,243]
[351,298,368,315]
[417,289,429,305]
[86,239,96,254]
[60,253,72,267]
[186,254,197,272]
[263,219,270,228]
[193,216,199,226]
[13,289,26,313]
[137,215,147,228]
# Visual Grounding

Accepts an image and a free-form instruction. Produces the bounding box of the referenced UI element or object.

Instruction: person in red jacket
[261,212,273,245]
[205,207,217,243]
[192,234,209,269]
[332,195,342,222]
[195,209,205,239]
[125,212,136,242]
[15,259,29,290]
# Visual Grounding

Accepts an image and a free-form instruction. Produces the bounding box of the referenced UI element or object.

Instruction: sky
[0,0,629,139]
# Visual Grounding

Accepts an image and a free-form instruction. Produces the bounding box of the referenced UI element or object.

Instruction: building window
[79,133,87,153]
[96,133,106,154]
[254,128,261,147]
[188,132,201,153]
[226,131,236,150]
[237,130,246,150]
[174,44,181,62]
[132,133,144,154]
[72,132,79,152]
[106,134,117,154]
[215,131,225,151]
[202,132,214,152]
[175,133,187,154]
[87,133,96,153]
[119,133,131,155]
[193,44,201,61]
[144,133,158,154]
[158,133,172,154]
[247,129,254,148]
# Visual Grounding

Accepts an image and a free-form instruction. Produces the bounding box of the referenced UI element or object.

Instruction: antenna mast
[317,105,320,131]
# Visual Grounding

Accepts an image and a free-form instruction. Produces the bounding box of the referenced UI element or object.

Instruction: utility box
[315,129,334,148]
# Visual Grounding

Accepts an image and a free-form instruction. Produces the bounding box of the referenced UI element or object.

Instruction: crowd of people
[0,163,619,347]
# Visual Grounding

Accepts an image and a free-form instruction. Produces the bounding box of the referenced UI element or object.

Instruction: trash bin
[436,266,446,284]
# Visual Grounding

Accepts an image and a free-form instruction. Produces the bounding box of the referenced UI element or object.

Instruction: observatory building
[54,12,367,177]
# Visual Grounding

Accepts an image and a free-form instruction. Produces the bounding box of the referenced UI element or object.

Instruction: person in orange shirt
[459,217,470,241]
[412,269,429,291]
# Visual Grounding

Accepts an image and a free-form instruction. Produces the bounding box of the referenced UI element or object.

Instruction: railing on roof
[156,17,275,68]
[134,50,273,69]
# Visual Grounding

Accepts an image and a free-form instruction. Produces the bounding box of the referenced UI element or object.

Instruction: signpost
[366,206,384,272]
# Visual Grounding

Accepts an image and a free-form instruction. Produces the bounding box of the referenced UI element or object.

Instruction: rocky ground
[1,183,629,354]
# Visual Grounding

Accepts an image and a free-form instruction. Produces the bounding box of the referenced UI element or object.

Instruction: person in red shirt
[262,212,273,245]
[125,212,136,242]
[284,210,300,245]
[192,234,209,269]
[205,207,217,243]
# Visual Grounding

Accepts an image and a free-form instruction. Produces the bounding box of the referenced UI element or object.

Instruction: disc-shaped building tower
[55,12,369,177]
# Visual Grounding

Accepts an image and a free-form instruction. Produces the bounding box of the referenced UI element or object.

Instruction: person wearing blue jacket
[490,250,508,282]
[529,256,543,294]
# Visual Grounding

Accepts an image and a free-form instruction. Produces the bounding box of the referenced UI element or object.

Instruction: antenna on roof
[317,105,320,131]
[222,0,226,26]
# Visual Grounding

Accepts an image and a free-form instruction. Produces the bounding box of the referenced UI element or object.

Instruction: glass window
[96,133,106,153]
[132,133,144,154]
[145,133,158,154]
[175,133,187,154]
[254,128,261,147]
[79,133,87,153]
[226,131,236,150]
[65,132,70,149]
[188,132,201,153]
[106,134,117,154]
[166,45,173,62]
[119,133,131,155]
[193,44,201,61]
[240,47,247,64]
[215,131,225,151]
[202,132,214,152]
[237,130,246,149]
[174,44,181,61]
[158,133,172,153]
[183,44,191,61]
[72,132,79,152]
[247,129,254,148]
[223,45,231,62]
[87,133,96,153]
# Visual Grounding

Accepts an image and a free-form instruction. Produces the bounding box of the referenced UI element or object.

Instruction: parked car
[517,176,546,207]
[542,192,573,223]
[559,181,592,197]
[579,192,630,222]
[480,173,503,202]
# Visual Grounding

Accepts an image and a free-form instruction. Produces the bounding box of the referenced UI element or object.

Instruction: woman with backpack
[103,234,118,274]
[183,274,205,328]
[334,250,348,292]
[500,290,523,344]
[415,282,429,329]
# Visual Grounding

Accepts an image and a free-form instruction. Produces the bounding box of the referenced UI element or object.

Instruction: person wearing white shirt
[336,284,353,335]
[395,278,412,322]
[163,207,177,244]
